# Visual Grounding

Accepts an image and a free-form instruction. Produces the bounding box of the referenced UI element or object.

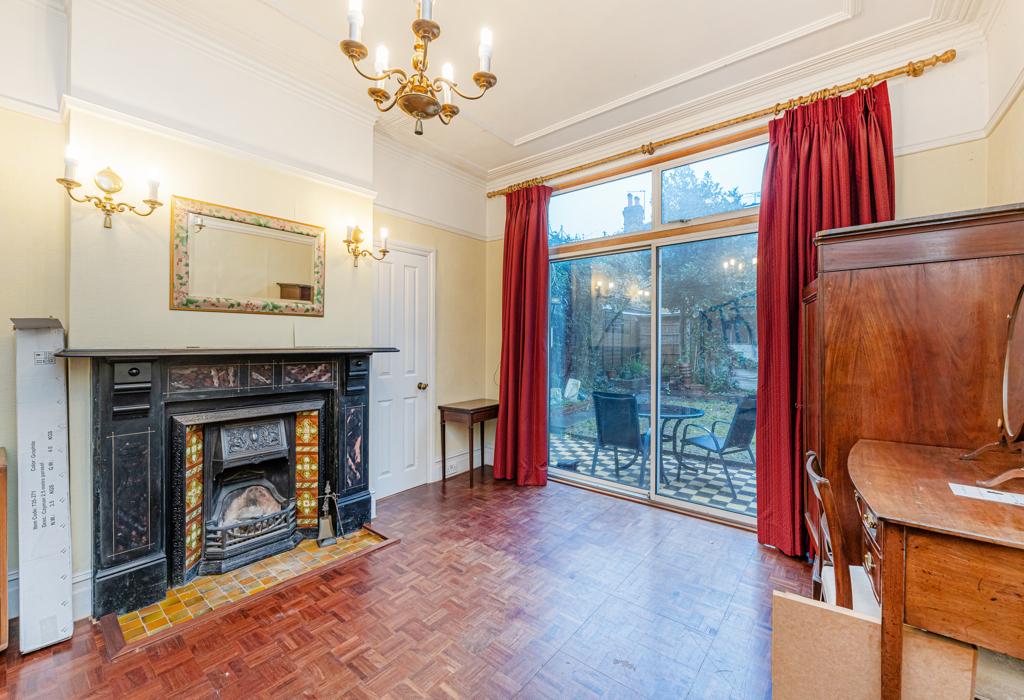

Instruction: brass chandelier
[341,0,497,135]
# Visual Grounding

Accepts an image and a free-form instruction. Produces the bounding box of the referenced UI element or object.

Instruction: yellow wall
[66,109,375,349]
[988,88,1024,206]
[372,210,493,463]
[894,139,989,218]
[0,108,68,577]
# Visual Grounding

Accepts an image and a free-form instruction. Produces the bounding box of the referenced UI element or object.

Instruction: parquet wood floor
[0,473,809,699]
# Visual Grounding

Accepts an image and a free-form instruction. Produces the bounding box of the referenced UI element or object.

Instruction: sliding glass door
[548,250,652,491]
[655,233,758,518]
[547,234,758,521]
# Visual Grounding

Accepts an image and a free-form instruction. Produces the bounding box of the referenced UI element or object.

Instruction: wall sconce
[56,146,162,228]
[344,223,389,266]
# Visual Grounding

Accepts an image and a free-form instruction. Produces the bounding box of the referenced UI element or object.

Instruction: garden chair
[591,391,650,487]
[678,396,756,497]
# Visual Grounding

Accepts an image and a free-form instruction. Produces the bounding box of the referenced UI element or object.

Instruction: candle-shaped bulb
[347,0,364,42]
[478,27,493,73]
[441,63,454,104]
[146,168,160,201]
[374,45,389,88]
[63,144,79,181]
[419,0,433,20]
[380,226,389,250]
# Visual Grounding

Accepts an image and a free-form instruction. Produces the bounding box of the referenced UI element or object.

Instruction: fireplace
[62,347,396,619]
[199,416,302,574]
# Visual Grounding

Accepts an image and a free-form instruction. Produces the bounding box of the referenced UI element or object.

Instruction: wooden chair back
[805,451,853,609]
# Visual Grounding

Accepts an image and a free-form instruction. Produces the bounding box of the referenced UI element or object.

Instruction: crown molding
[61,96,379,199]
[485,17,987,188]
[374,131,488,187]
[0,93,61,121]
[14,0,66,14]
[511,2,863,146]
[84,0,377,130]
[984,63,1024,135]
[373,203,488,242]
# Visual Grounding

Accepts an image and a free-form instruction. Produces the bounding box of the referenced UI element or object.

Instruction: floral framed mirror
[170,196,326,316]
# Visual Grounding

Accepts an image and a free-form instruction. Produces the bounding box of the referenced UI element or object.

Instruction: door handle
[417,382,428,390]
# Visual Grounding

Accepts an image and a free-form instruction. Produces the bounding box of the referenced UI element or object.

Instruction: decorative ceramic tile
[184,426,204,569]
[294,410,320,527]
[115,531,384,640]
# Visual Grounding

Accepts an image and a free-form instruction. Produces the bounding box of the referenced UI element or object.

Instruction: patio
[550,434,757,517]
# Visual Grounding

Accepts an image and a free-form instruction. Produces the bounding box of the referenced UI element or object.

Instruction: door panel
[372,248,431,499]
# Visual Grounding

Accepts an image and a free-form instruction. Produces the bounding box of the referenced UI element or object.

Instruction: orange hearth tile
[114,529,384,641]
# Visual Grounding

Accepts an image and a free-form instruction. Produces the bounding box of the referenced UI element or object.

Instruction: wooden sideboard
[801,203,1024,565]
[849,440,1024,698]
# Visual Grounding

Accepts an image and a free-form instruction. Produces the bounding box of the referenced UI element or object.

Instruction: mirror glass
[1004,284,1024,439]
[189,216,315,302]
[170,196,325,316]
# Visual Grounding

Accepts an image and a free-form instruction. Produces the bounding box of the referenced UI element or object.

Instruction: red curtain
[494,185,552,486]
[756,83,895,556]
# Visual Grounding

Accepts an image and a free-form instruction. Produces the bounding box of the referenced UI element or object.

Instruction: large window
[661,144,767,224]
[548,171,652,246]
[546,139,763,524]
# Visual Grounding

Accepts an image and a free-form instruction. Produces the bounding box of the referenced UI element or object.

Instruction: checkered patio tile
[549,434,757,518]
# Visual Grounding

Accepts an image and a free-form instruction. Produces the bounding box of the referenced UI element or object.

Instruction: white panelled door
[371,245,433,500]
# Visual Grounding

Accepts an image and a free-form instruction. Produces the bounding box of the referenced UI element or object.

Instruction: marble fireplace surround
[58,347,396,619]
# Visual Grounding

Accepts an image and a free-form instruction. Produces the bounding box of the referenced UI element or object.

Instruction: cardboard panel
[772,591,976,699]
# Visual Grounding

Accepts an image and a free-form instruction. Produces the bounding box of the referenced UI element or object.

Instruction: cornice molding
[511,2,863,146]
[84,0,377,130]
[374,132,487,188]
[61,96,379,200]
[485,19,987,188]
[373,203,489,242]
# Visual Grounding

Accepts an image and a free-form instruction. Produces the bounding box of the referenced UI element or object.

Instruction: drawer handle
[862,511,878,530]
[863,551,874,573]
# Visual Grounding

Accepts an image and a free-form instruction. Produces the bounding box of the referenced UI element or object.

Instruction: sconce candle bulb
[343,223,390,267]
[347,0,364,41]
[63,145,79,182]
[56,157,162,228]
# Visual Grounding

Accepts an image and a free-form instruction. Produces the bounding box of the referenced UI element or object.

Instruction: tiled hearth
[116,529,386,643]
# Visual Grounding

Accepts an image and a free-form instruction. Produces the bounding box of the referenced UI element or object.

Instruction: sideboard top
[816,201,1024,244]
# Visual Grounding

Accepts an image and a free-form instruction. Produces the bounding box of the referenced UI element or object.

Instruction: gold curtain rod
[487,49,957,198]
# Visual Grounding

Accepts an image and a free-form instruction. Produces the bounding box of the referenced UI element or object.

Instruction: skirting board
[434,445,496,482]
[7,569,93,622]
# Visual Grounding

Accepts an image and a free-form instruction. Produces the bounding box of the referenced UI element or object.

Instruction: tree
[662,165,744,225]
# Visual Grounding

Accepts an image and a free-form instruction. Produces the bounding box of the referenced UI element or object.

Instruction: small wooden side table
[438,399,499,487]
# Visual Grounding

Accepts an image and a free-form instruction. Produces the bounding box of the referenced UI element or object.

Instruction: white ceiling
[150,0,996,181]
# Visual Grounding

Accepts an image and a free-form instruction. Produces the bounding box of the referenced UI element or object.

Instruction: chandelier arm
[449,83,490,101]
[349,58,408,85]
[374,93,400,113]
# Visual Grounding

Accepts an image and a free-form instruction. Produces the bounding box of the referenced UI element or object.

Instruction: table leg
[479,421,485,482]
[468,422,475,488]
[881,524,906,699]
[440,415,447,490]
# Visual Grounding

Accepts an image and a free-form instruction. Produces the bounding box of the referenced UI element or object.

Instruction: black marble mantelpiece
[83,347,395,619]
